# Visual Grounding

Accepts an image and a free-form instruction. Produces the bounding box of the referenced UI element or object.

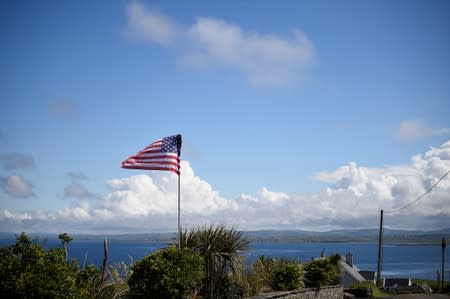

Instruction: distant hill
[242,228,450,245]
[1,228,448,245]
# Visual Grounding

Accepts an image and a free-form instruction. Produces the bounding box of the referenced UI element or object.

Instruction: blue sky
[1,0,449,233]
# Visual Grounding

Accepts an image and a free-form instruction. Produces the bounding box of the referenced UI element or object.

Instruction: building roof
[384,278,411,287]
[340,259,366,282]
[359,271,375,281]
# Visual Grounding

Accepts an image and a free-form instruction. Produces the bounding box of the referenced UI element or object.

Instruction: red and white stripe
[122,139,180,174]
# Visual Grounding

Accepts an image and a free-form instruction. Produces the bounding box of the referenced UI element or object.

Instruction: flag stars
[162,136,178,153]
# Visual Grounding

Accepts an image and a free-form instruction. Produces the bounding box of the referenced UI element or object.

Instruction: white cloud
[396,119,450,141]
[0,209,32,221]
[0,175,35,198]
[122,2,316,87]
[1,141,449,233]
[185,18,315,87]
[122,2,178,46]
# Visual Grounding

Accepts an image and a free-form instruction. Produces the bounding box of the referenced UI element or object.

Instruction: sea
[1,237,448,281]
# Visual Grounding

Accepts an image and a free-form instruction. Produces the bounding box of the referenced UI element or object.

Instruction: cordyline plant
[179,224,250,299]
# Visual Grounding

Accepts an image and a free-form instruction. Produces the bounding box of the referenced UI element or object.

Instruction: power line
[385,170,450,213]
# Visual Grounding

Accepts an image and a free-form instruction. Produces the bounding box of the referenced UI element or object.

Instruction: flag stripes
[121,135,181,175]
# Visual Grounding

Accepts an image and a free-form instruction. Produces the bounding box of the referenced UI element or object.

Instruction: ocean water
[246,242,448,280]
[1,238,447,281]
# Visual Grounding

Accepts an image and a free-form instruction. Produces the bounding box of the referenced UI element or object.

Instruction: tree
[58,232,73,260]
[0,232,85,298]
[304,254,341,287]
[128,247,204,298]
[181,225,250,299]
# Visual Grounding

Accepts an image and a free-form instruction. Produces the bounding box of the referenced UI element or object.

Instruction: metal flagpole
[178,172,181,249]
[177,134,182,249]
[121,134,183,248]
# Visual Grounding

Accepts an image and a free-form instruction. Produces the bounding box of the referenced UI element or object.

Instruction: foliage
[76,262,131,299]
[412,279,438,291]
[257,256,303,292]
[273,262,303,291]
[104,262,132,298]
[180,225,250,299]
[0,232,96,298]
[303,253,341,287]
[233,256,304,296]
[59,232,73,260]
[228,258,258,297]
[127,247,204,298]
[213,275,244,299]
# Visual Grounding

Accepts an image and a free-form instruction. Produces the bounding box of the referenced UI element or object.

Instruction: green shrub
[213,275,244,299]
[0,232,89,298]
[128,247,204,298]
[180,225,250,299]
[304,254,341,287]
[238,256,304,295]
[273,263,303,291]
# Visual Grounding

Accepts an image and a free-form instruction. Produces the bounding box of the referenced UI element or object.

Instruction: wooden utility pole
[376,209,384,287]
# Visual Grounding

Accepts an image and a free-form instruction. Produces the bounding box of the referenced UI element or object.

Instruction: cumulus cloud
[396,119,450,141]
[122,2,316,87]
[0,175,35,198]
[0,153,35,170]
[1,141,449,233]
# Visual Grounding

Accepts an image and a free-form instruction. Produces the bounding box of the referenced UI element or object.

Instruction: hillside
[2,228,448,245]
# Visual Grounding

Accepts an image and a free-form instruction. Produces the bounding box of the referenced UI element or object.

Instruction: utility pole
[440,237,446,293]
[376,209,384,287]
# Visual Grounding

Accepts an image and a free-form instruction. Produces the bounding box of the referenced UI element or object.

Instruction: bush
[213,275,244,299]
[128,247,204,298]
[238,256,304,295]
[304,254,341,287]
[180,225,250,299]
[273,263,303,291]
[0,232,89,298]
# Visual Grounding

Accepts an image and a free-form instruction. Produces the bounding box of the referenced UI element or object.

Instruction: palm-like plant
[181,225,250,298]
[58,232,73,260]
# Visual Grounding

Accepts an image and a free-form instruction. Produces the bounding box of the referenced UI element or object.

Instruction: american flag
[122,134,182,175]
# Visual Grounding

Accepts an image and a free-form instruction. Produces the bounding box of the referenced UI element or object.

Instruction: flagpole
[177,171,181,249]
[121,134,182,248]
[177,135,182,249]
[177,134,182,249]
